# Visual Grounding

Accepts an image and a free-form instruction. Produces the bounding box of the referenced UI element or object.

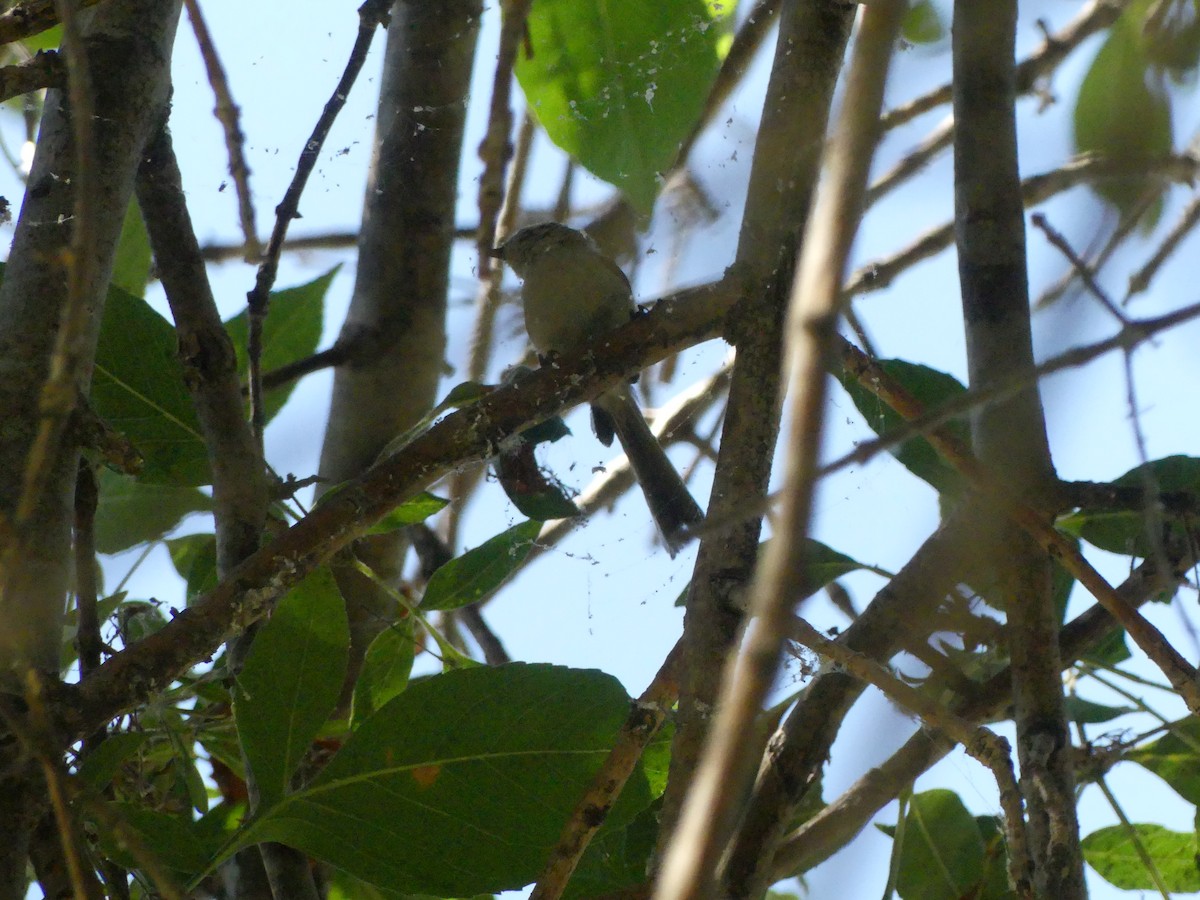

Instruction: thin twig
[200,229,360,264]
[847,153,1198,298]
[786,616,1032,895]
[878,0,1130,134]
[245,0,391,445]
[839,339,1200,712]
[474,0,535,274]
[1030,212,1127,324]
[1127,188,1200,299]
[821,300,1200,484]
[867,0,1132,208]
[1035,180,1165,309]
[674,0,781,168]
[184,0,260,261]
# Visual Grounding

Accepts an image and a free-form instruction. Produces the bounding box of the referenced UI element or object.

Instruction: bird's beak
[487,245,505,260]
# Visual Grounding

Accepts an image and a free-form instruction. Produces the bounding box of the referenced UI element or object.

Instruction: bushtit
[491,222,702,554]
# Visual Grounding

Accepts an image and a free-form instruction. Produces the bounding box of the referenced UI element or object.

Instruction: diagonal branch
[53,278,736,743]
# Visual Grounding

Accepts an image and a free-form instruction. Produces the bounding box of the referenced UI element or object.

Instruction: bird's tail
[594,384,704,556]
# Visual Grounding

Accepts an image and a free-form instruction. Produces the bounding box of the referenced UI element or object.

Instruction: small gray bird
[491,222,703,555]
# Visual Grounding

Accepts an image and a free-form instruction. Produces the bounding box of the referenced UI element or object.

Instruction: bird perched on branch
[491,222,703,555]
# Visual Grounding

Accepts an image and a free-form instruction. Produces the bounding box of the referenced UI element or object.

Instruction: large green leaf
[516,0,720,214]
[564,800,660,899]
[230,664,653,897]
[883,789,1008,900]
[93,469,212,553]
[1083,823,1200,891]
[421,520,542,611]
[1057,455,1200,558]
[233,567,349,808]
[1128,717,1200,806]
[836,360,969,499]
[224,268,333,424]
[97,803,222,877]
[1073,6,1173,216]
[92,288,210,485]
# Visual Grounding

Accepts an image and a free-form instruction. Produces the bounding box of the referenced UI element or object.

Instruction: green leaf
[888,789,1003,900]
[232,664,651,897]
[1082,628,1131,666]
[803,539,872,593]
[166,533,219,603]
[364,492,450,535]
[1082,823,1200,891]
[902,0,945,45]
[1063,695,1137,724]
[234,567,349,808]
[77,731,150,792]
[972,815,1014,900]
[1058,455,1200,557]
[565,799,660,899]
[93,470,212,553]
[495,441,581,522]
[351,620,417,729]
[111,199,151,298]
[421,520,542,611]
[225,268,333,424]
[1051,552,1076,625]
[97,803,221,877]
[1129,717,1200,805]
[20,25,62,53]
[837,360,969,499]
[1073,8,1173,217]
[516,0,721,214]
[93,287,210,485]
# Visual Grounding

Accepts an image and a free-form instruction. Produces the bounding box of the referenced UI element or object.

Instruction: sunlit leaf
[1074,9,1173,217]
[1058,455,1200,558]
[1083,823,1200,891]
[516,0,720,213]
[837,360,969,498]
[93,288,209,485]
[225,268,334,424]
[421,520,543,611]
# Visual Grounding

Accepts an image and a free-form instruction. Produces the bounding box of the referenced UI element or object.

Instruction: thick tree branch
[52,278,735,744]
[953,0,1081,892]
[0,0,179,675]
[659,0,854,855]
[315,0,482,719]
[659,3,905,897]
[771,545,1193,879]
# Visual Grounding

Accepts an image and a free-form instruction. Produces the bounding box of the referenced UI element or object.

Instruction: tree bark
[315,0,482,713]
[0,2,180,895]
